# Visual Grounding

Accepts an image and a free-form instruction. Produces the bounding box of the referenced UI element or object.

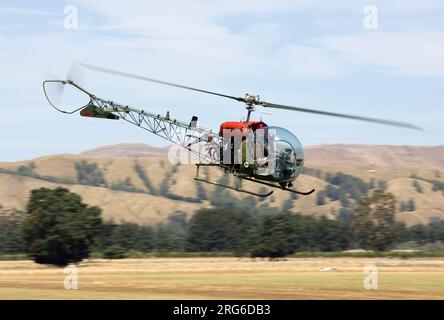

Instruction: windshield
[267,126,304,181]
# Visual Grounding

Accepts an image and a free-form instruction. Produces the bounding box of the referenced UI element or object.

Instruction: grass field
[0,257,443,299]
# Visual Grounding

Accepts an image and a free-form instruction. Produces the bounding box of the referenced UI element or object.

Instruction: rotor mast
[244,94,262,122]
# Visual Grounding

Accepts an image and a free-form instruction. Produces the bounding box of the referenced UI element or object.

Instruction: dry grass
[0,173,202,224]
[0,152,443,225]
[0,258,443,299]
[305,145,444,167]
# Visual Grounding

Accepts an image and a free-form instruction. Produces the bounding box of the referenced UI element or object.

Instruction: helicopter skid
[241,177,315,196]
[194,164,314,197]
[194,177,274,198]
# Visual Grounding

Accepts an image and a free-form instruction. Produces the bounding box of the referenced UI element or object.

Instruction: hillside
[0,144,443,226]
[305,144,444,167]
[83,143,444,167]
[81,143,170,158]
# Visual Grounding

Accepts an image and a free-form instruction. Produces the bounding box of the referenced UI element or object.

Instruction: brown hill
[82,143,170,158]
[305,144,444,167]
[81,143,444,167]
[0,144,443,226]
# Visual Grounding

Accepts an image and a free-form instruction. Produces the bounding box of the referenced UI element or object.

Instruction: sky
[0,0,443,161]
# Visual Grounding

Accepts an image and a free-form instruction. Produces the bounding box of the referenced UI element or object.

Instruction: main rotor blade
[263,102,424,131]
[79,63,422,131]
[80,63,245,103]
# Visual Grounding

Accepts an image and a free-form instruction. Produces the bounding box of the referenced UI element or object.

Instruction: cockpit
[221,123,304,183]
[268,126,304,181]
[254,126,304,182]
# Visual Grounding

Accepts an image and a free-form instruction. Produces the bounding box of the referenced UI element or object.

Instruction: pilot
[277,148,295,180]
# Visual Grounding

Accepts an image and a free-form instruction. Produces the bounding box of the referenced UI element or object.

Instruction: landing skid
[194,164,315,198]
[194,177,274,197]
[242,177,315,195]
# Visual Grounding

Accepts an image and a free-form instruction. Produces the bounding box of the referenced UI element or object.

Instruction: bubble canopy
[267,126,303,156]
[266,126,304,181]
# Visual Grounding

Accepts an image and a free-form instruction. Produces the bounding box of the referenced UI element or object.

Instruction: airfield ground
[0,257,443,299]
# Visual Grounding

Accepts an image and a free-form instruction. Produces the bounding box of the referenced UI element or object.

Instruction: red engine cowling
[219,121,267,136]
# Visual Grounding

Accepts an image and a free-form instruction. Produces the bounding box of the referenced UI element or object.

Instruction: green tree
[133,161,157,194]
[325,185,340,201]
[313,216,349,252]
[159,178,170,195]
[368,178,375,189]
[337,207,350,223]
[155,225,177,251]
[407,198,416,211]
[187,208,252,252]
[251,212,296,259]
[427,220,444,243]
[412,180,423,193]
[393,222,410,244]
[349,190,396,250]
[326,172,369,202]
[281,197,294,211]
[110,177,144,192]
[195,180,208,200]
[23,187,102,266]
[103,245,126,259]
[17,162,36,176]
[409,224,428,245]
[399,201,406,212]
[0,209,25,253]
[316,190,326,206]
[93,221,156,253]
[377,180,388,192]
[75,161,105,186]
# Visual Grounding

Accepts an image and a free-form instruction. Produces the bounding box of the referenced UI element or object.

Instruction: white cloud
[319,31,444,78]
[0,23,22,31]
[0,6,56,16]
[273,44,345,78]
[74,0,444,79]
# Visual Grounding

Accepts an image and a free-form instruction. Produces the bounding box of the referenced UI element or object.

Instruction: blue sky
[0,0,443,161]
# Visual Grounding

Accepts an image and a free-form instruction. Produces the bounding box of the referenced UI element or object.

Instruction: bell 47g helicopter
[43,63,422,198]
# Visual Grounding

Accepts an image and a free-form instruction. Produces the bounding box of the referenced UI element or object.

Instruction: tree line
[1,187,444,266]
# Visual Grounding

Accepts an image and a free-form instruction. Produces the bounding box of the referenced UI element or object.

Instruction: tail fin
[189,116,198,128]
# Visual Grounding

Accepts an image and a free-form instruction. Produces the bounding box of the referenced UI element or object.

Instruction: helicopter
[43,63,422,198]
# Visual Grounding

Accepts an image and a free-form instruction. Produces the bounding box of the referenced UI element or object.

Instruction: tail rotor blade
[45,73,65,103]
[67,60,85,85]
[44,61,84,103]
